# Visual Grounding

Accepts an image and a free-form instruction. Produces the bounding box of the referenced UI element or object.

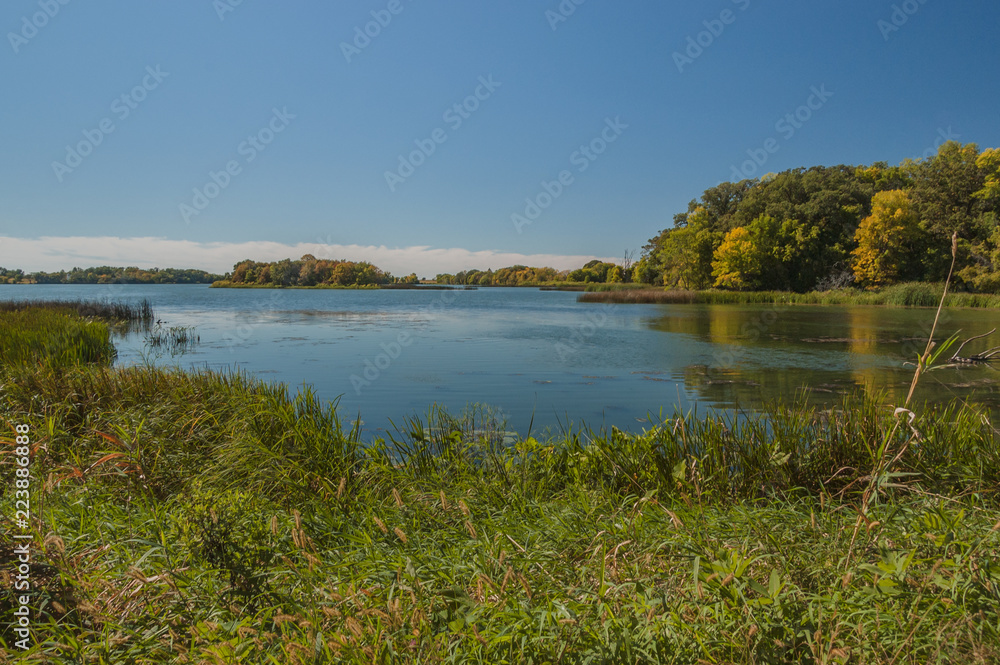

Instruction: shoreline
[577,285,1000,308]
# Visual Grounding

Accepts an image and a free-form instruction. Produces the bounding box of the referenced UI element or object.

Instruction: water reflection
[649,304,1000,412]
[2,285,998,430]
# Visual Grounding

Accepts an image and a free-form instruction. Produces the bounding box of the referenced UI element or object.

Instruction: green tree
[904,142,985,279]
[658,208,720,289]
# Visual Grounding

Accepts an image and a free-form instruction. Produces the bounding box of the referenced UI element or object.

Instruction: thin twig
[950,328,996,360]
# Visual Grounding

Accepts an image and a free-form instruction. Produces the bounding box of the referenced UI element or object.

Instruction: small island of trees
[216,256,401,288]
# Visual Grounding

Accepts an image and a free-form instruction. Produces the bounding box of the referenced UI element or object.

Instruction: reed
[579,283,1000,308]
[0,298,154,324]
[0,308,116,367]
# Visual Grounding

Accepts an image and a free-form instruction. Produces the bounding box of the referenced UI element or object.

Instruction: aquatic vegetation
[0,308,116,367]
[580,282,1000,307]
[0,298,153,323]
[143,324,200,356]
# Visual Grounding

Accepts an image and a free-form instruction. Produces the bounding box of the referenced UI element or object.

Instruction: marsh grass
[1,300,999,662]
[580,283,1000,308]
[143,324,200,356]
[0,299,153,325]
[0,309,116,367]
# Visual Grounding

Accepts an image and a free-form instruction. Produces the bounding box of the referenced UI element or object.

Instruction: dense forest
[0,266,223,285]
[636,141,1000,292]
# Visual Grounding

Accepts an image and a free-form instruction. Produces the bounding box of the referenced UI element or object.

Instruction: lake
[4,284,999,436]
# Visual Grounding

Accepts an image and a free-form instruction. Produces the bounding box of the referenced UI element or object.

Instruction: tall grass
[0,308,116,367]
[2,361,999,662]
[0,298,154,324]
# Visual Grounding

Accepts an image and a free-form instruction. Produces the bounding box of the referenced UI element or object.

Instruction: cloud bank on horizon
[0,236,617,278]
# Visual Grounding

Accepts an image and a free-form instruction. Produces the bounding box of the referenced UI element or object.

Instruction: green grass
[1,302,999,663]
[2,364,999,663]
[0,308,116,367]
[0,298,154,324]
[579,282,1000,308]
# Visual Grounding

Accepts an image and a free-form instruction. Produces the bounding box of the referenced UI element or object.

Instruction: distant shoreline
[577,283,1000,308]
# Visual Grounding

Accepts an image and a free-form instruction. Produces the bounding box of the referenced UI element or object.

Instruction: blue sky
[1,0,998,276]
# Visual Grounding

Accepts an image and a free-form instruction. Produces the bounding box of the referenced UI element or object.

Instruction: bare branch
[950,328,997,361]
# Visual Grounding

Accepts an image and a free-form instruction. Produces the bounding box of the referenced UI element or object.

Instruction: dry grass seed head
[346,616,364,639]
[44,534,66,555]
[373,516,388,534]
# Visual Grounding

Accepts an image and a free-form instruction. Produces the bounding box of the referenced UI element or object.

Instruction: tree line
[0,266,223,285]
[635,141,1000,292]
[435,260,631,286]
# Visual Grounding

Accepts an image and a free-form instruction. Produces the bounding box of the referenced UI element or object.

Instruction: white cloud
[0,236,618,277]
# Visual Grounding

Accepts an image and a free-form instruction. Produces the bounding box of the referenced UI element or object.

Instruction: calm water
[5,284,1000,436]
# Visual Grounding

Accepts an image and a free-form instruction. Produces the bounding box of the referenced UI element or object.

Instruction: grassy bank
[0,298,153,323]
[1,305,999,663]
[0,299,155,368]
[579,282,1000,308]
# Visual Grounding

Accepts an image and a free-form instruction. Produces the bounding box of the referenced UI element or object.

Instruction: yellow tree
[974,148,1000,203]
[711,215,780,290]
[851,189,920,287]
[712,226,757,290]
